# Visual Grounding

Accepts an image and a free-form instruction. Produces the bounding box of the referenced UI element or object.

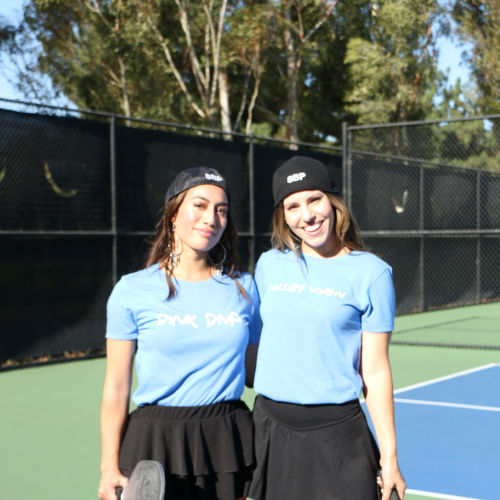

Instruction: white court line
[406,488,481,499]
[394,398,500,412]
[393,363,499,395]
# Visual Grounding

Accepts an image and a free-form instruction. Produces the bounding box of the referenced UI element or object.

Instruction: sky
[0,0,473,104]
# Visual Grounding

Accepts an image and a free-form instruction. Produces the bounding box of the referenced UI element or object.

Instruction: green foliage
[451,0,500,115]
[249,121,274,138]
[344,0,443,124]
[430,80,499,171]
[299,0,371,142]
[0,17,16,46]
[1,0,497,150]
[14,0,181,116]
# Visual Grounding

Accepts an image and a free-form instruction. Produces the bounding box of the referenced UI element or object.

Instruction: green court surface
[1,342,499,499]
[393,301,500,349]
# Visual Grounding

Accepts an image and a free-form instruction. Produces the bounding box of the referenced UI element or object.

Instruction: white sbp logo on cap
[205,173,223,182]
[287,172,306,183]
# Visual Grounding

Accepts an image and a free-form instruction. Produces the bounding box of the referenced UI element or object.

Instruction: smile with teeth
[304,221,323,233]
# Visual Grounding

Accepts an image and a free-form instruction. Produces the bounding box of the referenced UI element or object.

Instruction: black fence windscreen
[1,101,499,365]
[0,104,343,365]
[351,157,421,231]
[115,125,251,233]
[0,109,110,231]
[347,117,500,349]
[0,237,111,362]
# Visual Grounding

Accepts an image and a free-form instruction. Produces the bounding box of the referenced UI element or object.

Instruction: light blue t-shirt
[106,264,261,407]
[253,249,395,405]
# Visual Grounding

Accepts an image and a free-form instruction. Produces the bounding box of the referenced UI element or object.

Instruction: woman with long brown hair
[248,156,406,500]
[98,167,261,500]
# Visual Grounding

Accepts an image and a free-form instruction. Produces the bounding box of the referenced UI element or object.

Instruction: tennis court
[392,301,500,349]
[363,363,500,499]
[1,305,499,500]
[394,364,499,499]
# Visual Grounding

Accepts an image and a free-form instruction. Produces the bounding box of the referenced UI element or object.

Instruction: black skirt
[119,400,254,500]
[248,395,381,500]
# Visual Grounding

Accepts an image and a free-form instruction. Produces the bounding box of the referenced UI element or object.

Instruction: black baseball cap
[272,155,339,206]
[165,167,228,204]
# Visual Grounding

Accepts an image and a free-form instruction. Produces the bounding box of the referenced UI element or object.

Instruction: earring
[208,243,227,278]
[167,223,179,270]
[169,248,179,270]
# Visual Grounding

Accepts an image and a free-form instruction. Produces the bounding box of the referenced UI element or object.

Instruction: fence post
[110,116,118,285]
[341,122,350,209]
[476,169,481,304]
[248,133,256,272]
[419,164,425,312]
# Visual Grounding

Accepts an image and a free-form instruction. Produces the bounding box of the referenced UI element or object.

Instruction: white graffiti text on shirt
[269,283,347,298]
[157,312,243,328]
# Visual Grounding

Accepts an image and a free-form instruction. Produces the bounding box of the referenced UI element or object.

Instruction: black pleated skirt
[119,400,254,500]
[248,395,381,500]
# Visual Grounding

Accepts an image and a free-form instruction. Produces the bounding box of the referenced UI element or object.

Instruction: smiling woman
[98,167,262,500]
[146,168,241,296]
[282,190,337,257]
[248,156,406,500]
[169,184,228,275]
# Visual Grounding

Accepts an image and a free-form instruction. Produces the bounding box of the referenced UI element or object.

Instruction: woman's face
[283,189,337,257]
[172,184,228,256]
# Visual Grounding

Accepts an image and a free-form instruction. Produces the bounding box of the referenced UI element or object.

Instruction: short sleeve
[105,277,138,340]
[361,267,396,333]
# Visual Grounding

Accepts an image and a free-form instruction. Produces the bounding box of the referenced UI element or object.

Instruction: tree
[298,0,376,143]
[136,0,272,134]
[4,0,495,144]
[276,0,339,143]
[451,0,500,115]
[8,0,274,134]
[10,0,177,116]
[344,0,443,124]
[250,0,340,143]
[431,81,499,171]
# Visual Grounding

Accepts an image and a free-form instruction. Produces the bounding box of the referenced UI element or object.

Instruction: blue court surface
[365,363,500,500]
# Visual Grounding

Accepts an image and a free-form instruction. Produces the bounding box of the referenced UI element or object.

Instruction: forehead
[184,184,228,203]
[283,189,325,204]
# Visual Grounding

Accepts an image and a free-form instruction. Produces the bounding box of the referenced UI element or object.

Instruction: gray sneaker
[118,460,166,500]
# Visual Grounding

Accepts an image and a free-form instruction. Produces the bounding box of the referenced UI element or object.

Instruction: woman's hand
[361,331,406,499]
[98,468,129,500]
[377,461,406,500]
[99,339,135,500]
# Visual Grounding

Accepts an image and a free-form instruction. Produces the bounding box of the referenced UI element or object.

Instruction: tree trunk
[284,7,299,146]
[218,70,232,137]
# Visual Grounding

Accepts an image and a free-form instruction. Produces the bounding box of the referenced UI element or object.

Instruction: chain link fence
[344,116,500,348]
[0,98,342,366]
[1,98,499,366]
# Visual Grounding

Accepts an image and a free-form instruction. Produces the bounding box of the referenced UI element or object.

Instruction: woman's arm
[98,338,136,500]
[361,331,406,500]
[244,343,259,388]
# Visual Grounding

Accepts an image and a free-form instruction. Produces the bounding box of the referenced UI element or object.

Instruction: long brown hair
[145,191,246,298]
[270,192,364,255]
